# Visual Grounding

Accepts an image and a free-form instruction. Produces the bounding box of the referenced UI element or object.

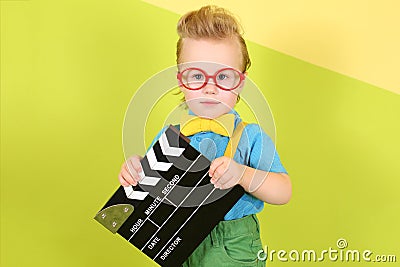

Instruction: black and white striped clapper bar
[95,125,244,267]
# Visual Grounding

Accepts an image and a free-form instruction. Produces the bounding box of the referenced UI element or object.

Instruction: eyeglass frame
[176,67,246,91]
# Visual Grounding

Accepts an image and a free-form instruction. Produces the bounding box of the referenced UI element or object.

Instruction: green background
[1,0,399,266]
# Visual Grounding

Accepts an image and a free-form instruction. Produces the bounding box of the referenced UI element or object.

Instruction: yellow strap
[223,121,248,158]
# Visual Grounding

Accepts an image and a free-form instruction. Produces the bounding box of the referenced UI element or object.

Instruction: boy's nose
[202,80,218,95]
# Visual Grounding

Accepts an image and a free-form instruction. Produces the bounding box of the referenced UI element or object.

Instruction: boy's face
[178,38,246,119]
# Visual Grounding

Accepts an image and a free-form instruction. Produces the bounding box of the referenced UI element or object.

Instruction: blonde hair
[176,5,251,72]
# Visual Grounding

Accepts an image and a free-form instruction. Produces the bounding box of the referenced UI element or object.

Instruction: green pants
[182,214,266,267]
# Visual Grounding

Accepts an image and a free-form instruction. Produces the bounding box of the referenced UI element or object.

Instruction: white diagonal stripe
[139,176,161,186]
[123,186,149,200]
[127,191,149,200]
[159,132,185,157]
[138,165,161,186]
[147,148,173,171]
[123,185,134,197]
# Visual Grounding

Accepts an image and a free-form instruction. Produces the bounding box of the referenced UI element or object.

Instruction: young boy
[119,5,291,267]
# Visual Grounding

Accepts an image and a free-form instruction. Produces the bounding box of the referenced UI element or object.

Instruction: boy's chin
[191,109,230,119]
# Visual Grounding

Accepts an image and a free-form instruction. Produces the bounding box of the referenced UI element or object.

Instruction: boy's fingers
[127,156,143,173]
[126,161,138,178]
[121,168,137,185]
[209,157,225,177]
[218,174,237,189]
[123,162,141,180]
[211,157,231,180]
[216,171,231,185]
[127,159,144,181]
[118,155,143,186]
[119,174,132,187]
[119,173,133,186]
[212,169,224,181]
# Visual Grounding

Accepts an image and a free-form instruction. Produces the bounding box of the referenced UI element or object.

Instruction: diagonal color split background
[1,1,399,266]
[144,0,400,95]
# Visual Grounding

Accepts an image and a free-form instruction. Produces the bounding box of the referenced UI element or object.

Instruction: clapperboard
[95,125,244,266]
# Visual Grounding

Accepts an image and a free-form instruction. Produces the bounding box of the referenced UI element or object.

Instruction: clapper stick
[95,125,244,267]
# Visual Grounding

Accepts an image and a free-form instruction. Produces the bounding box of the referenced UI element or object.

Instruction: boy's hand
[118,155,143,187]
[209,156,247,190]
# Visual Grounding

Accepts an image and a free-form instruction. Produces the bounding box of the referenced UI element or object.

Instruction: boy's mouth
[200,100,220,105]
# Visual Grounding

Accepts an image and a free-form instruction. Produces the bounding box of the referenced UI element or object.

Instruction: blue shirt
[148,109,288,220]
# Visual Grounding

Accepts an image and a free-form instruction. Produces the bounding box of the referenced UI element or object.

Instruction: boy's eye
[192,74,204,80]
[217,73,228,80]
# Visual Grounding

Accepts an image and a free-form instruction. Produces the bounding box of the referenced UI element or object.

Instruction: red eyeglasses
[177,67,245,91]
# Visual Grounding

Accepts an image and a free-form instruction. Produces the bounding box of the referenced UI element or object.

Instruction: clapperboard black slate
[95,125,244,267]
